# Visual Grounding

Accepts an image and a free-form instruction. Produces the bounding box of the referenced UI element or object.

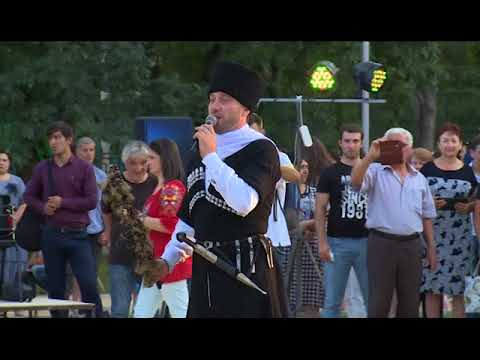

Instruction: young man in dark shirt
[24,121,104,317]
[315,124,369,318]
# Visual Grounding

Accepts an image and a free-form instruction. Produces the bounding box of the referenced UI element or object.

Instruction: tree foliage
[1,41,479,177]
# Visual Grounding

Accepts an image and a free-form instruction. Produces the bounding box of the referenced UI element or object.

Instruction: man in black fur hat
[168,61,288,317]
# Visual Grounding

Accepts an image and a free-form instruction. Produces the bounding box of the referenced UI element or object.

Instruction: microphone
[298,125,313,147]
[191,115,218,151]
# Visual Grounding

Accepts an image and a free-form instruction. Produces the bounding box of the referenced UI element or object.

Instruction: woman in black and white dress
[420,123,478,318]
[289,159,326,317]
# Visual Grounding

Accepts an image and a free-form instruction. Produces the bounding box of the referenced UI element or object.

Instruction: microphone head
[205,115,218,126]
[299,125,313,147]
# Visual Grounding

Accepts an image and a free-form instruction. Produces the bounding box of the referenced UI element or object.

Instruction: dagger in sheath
[176,232,267,296]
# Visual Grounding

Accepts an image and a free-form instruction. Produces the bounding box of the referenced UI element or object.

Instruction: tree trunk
[270,57,278,98]
[204,43,223,82]
[415,87,437,150]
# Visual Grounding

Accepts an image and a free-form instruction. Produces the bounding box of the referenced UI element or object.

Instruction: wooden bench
[0,298,95,318]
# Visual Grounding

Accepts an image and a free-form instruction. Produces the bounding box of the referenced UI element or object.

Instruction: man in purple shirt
[24,121,104,317]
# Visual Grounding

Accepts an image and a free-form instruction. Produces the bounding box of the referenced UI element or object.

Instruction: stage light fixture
[353,61,387,93]
[309,61,339,92]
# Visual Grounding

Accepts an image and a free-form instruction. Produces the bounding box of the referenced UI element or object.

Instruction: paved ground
[4,294,455,318]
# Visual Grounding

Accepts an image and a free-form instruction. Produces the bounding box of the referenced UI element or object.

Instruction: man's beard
[343,150,360,160]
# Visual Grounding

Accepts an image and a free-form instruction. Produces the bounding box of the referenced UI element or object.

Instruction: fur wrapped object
[102,165,161,287]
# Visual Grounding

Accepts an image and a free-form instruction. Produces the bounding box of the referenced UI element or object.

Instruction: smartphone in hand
[436,197,468,211]
[379,140,405,165]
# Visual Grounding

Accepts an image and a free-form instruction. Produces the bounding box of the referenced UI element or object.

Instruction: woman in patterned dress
[420,123,478,318]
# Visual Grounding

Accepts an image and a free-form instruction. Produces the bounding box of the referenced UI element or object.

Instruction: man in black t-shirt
[316,124,368,318]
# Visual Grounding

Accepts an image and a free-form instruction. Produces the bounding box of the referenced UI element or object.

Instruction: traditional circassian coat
[176,126,289,318]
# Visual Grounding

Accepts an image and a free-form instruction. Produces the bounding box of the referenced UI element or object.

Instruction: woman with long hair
[300,136,336,186]
[133,139,190,318]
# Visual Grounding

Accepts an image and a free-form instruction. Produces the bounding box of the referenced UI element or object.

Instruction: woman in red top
[134,138,190,318]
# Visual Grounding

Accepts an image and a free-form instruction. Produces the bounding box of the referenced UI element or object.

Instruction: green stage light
[309,61,339,92]
[353,61,387,93]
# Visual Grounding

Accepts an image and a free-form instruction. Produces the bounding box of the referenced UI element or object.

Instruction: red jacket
[144,179,191,283]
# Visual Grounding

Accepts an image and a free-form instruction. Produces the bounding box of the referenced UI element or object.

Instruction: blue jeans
[41,226,103,317]
[109,264,141,318]
[321,237,368,318]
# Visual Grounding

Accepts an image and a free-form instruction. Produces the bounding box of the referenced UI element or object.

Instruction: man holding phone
[351,127,437,317]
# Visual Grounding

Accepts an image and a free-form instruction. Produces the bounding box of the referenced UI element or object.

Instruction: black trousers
[42,227,103,317]
[188,238,288,318]
[367,231,423,318]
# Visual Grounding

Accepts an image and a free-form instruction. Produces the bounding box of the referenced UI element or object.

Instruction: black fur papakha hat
[208,61,265,112]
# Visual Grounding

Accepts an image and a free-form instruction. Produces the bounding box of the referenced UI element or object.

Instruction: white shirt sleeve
[279,152,293,167]
[421,177,437,219]
[359,163,379,193]
[202,152,259,217]
[278,152,296,184]
[170,219,195,244]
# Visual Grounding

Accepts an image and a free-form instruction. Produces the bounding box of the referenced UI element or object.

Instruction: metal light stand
[257,91,386,317]
[0,204,21,303]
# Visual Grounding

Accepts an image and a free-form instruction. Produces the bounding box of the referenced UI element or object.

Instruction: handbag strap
[273,189,287,222]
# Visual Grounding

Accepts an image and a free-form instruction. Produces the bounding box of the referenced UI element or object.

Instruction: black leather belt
[198,234,273,271]
[199,234,266,250]
[88,232,103,237]
[370,229,419,241]
[47,226,86,233]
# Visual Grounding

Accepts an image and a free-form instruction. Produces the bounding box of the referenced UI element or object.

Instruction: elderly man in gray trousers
[351,128,437,318]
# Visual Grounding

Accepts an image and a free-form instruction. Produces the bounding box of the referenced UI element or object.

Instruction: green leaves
[0,42,151,178]
[2,41,480,178]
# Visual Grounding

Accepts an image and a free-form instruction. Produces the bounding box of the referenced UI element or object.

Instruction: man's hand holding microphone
[192,115,218,159]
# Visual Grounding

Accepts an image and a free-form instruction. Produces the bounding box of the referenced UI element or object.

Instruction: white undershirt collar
[216,124,274,160]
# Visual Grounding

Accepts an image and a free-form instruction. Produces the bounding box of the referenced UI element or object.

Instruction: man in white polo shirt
[351,127,437,317]
[249,113,300,288]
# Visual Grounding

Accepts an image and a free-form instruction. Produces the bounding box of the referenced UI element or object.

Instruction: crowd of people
[1,60,480,318]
